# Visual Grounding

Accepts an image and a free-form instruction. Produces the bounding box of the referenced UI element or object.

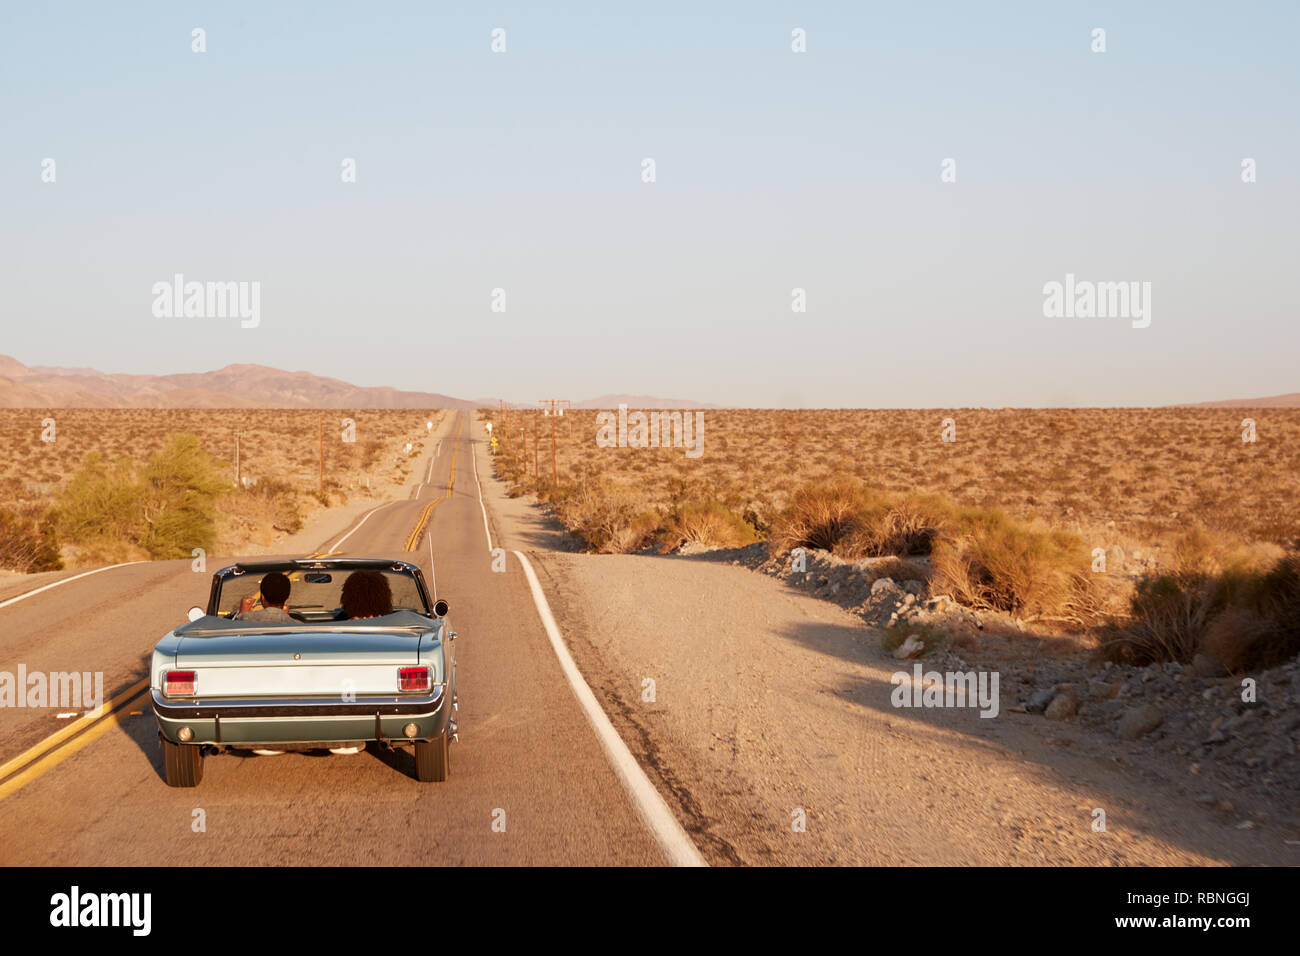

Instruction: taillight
[398,666,431,693]
[163,670,196,697]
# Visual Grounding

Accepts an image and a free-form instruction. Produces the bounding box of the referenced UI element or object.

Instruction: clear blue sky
[2,1,1296,407]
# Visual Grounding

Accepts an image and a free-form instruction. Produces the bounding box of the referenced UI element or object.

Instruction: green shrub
[52,452,141,545]
[138,434,228,558]
[55,433,228,560]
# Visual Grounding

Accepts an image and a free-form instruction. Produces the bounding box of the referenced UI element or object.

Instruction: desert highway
[0,412,690,865]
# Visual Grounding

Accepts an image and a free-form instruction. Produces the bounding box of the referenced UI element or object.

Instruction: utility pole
[533,411,539,478]
[235,431,241,487]
[539,399,569,484]
[318,415,324,494]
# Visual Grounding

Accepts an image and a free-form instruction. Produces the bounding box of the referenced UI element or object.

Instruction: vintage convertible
[150,558,457,787]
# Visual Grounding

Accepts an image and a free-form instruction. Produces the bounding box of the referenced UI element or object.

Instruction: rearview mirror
[304,572,333,584]
[433,599,449,617]
[187,606,204,622]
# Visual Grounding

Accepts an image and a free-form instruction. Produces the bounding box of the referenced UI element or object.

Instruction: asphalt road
[0,411,668,865]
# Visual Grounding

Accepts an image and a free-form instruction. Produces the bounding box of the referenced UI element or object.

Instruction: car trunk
[173,631,423,697]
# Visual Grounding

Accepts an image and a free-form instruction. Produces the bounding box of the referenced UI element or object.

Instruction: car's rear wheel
[162,738,204,787]
[414,732,449,782]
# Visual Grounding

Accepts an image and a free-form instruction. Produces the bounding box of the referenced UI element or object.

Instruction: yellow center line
[0,677,150,788]
[405,441,458,551]
[0,688,149,802]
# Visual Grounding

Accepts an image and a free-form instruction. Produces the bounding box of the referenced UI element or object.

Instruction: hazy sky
[2,2,1296,407]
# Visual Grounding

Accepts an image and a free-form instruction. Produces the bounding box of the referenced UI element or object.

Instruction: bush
[0,505,63,573]
[552,480,660,553]
[840,492,952,558]
[139,434,228,558]
[51,452,141,546]
[1104,550,1300,669]
[931,508,1091,617]
[658,499,759,552]
[54,433,228,560]
[773,479,884,554]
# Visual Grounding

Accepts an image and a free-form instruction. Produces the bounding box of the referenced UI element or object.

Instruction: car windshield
[214,567,429,619]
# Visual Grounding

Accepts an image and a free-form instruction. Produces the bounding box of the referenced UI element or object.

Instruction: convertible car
[150,558,458,787]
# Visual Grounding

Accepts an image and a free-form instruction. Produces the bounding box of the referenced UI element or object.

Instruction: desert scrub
[1100,529,1298,669]
[53,433,228,561]
[0,504,63,573]
[930,507,1094,618]
[657,499,759,552]
[551,480,659,553]
[772,478,886,554]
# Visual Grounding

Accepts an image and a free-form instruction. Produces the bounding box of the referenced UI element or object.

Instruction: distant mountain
[572,395,718,410]
[0,356,716,410]
[0,356,477,409]
[1184,393,1300,408]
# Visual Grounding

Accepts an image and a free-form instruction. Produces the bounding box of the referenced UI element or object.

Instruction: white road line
[512,549,706,868]
[471,432,493,552]
[329,502,399,552]
[0,562,147,612]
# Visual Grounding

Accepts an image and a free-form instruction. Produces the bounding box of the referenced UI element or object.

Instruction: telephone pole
[318,415,324,494]
[538,399,570,484]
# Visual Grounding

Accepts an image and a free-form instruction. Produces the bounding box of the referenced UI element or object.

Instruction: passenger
[340,570,393,619]
[235,571,293,622]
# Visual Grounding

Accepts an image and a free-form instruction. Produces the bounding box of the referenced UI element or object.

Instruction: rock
[902,579,925,595]
[1045,687,1079,721]
[871,577,898,595]
[1117,704,1164,740]
[1088,678,1118,700]
[1025,687,1056,714]
[1221,710,1257,732]
[893,634,926,660]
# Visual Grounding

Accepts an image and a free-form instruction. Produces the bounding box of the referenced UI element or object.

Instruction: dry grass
[0,409,445,565]
[488,407,1300,655]
[487,407,1300,558]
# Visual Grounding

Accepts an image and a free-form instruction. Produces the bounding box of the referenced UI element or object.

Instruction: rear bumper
[152,686,448,745]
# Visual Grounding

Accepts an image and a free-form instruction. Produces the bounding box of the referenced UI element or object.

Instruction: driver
[235,571,293,622]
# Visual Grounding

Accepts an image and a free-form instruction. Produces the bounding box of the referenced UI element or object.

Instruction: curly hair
[259,571,291,607]
[340,570,393,619]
